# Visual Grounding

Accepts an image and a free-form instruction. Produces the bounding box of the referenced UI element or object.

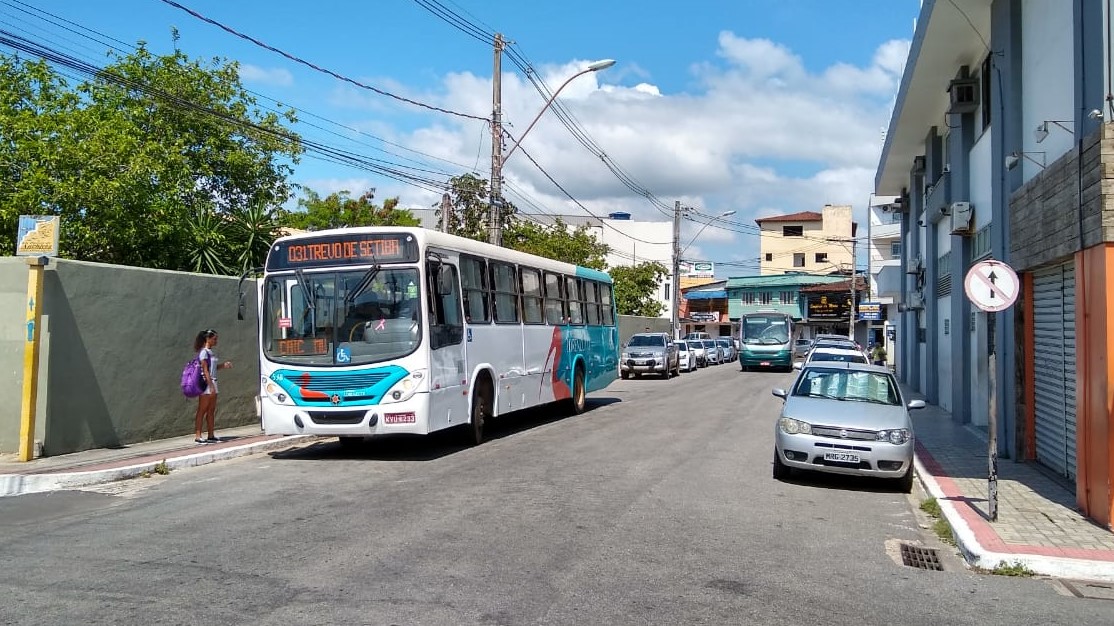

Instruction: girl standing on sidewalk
[194,329,232,444]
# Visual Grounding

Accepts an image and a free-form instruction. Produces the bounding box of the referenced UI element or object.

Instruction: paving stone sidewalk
[907,391,1114,581]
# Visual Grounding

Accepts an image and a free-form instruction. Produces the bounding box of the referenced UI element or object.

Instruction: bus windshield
[741,316,790,345]
[262,267,421,366]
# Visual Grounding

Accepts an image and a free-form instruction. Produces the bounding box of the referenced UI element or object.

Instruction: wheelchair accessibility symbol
[336,347,351,363]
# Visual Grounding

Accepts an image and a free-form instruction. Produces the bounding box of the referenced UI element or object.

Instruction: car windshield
[628,334,665,347]
[792,367,900,405]
[675,342,688,352]
[717,339,730,346]
[742,317,790,345]
[262,267,421,366]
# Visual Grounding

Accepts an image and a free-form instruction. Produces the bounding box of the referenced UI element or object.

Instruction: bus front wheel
[465,381,491,446]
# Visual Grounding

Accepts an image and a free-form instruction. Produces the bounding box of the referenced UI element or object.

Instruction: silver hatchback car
[771,362,926,492]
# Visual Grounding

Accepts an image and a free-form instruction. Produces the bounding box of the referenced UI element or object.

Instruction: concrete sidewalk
[907,391,1114,582]
[0,425,315,497]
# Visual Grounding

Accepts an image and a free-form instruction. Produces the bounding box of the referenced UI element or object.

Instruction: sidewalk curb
[914,453,1114,583]
[0,435,317,498]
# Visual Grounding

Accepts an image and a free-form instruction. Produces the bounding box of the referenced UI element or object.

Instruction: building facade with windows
[756,205,856,275]
[726,274,852,339]
[875,0,1114,526]
[866,201,905,365]
[680,280,732,337]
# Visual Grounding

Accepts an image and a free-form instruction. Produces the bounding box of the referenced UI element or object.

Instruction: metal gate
[1032,262,1077,479]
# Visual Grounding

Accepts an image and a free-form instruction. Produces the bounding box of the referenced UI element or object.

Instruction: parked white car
[675,340,697,372]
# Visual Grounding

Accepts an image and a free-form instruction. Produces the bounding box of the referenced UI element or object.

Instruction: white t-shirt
[199,347,219,393]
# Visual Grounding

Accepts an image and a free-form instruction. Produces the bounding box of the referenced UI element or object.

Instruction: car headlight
[876,429,911,444]
[778,417,812,435]
[263,376,294,405]
[380,369,427,404]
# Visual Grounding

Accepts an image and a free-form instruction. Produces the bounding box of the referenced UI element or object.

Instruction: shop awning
[685,289,727,300]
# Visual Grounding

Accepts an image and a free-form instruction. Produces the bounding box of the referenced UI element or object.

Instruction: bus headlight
[380,369,427,404]
[263,377,294,405]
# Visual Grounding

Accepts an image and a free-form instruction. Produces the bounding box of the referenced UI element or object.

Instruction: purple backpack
[181,357,208,398]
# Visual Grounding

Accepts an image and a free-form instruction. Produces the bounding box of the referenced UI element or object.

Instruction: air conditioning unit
[906,254,924,274]
[907,291,925,310]
[949,202,974,235]
[948,78,979,114]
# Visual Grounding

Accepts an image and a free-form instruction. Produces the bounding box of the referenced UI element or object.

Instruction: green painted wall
[0,258,259,456]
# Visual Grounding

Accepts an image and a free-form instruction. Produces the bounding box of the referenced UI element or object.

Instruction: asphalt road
[0,362,1110,625]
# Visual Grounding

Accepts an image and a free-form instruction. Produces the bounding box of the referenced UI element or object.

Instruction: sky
[3,0,920,277]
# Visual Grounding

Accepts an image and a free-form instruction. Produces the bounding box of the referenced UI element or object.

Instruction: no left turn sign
[964,259,1019,312]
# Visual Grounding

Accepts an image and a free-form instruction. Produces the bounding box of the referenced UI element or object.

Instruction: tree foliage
[503,218,609,270]
[0,48,302,273]
[283,188,421,231]
[438,173,516,242]
[610,262,668,317]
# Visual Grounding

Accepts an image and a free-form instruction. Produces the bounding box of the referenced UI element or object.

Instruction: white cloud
[302,34,910,272]
[238,64,293,87]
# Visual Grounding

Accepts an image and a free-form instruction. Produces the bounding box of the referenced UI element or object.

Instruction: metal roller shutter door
[1032,263,1077,479]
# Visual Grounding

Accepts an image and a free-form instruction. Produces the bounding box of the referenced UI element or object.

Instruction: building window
[793,253,805,267]
[765,253,773,262]
[740,292,755,305]
[971,223,992,260]
[664,283,670,301]
[890,242,902,258]
[780,291,794,304]
[783,226,803,237]
[890,211,902,223]
[815,253,828,263]
[759,292,772,305]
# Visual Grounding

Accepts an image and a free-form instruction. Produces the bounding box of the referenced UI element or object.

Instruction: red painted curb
[915,440,1114,561]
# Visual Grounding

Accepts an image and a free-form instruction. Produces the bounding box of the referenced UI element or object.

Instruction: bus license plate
[824,452,860,464]
[384,412,416,424]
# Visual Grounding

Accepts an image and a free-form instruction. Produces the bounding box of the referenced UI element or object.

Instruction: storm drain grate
[899,543,944,571]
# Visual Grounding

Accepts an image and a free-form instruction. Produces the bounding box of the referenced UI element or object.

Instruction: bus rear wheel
[568,366,587,415]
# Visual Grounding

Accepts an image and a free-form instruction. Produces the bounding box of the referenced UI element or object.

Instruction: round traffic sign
[964,259,1019,312]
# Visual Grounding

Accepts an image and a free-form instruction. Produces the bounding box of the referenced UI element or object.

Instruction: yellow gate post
[18,256,48,462]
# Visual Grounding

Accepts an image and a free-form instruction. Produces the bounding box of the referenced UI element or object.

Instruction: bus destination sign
[267,233,418,271]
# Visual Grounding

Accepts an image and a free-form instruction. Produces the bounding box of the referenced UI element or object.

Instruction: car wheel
[896,464,915,493]
[621,370,630,380]
[773,447,791,480]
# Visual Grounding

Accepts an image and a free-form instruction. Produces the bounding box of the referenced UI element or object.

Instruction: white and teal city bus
[738,310,794,371]
[252,227,619,445]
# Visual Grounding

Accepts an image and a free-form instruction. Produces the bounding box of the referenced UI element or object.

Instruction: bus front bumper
[261,393,431,436]
[739,349,791,368]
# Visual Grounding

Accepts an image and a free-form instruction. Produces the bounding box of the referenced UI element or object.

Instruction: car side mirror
[907,399,926,410]
[792,361,802,370]
[772,388,788,399]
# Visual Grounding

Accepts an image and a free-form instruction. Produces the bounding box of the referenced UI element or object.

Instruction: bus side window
[544,272,565,325]
[585,281,600,325]
[565,276,584,325]
[427,261,464,349]
[521,267,544,324]
[460,256,490,324]
[599,283,615,326]
[491,261,520,324]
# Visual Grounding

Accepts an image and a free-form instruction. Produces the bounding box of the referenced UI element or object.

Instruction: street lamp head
[720,210,737,217]
[587,59,616,71]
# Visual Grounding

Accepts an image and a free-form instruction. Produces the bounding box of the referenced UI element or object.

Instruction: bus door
[426,257,467,431]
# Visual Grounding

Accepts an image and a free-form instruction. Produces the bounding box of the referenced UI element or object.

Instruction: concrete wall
[0,258,259,456]
[618,315,672,347]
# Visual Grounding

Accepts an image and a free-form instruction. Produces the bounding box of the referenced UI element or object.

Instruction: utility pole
[440,193,451,233]
[672,200,682,339]
[848,237,857,340]
[489,33,505,246]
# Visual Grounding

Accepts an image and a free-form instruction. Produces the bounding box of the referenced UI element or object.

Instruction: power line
[156,0,489,122]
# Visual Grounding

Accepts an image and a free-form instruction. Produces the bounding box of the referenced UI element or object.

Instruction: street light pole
[674,208,737,339]
[489,56,616,245]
